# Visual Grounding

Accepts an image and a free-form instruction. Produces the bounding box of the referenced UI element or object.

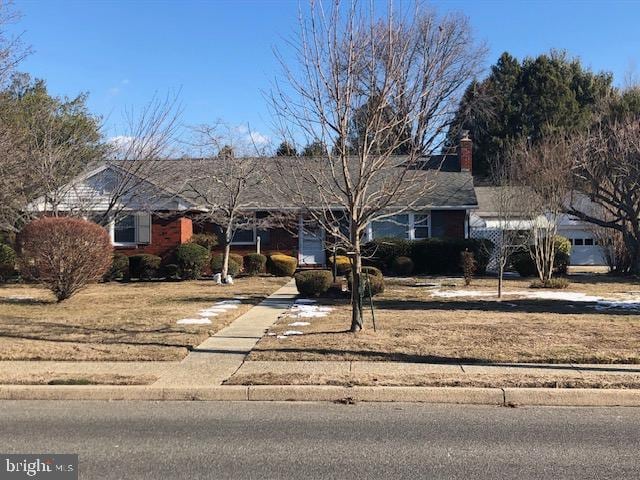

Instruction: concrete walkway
[153,279,298,387]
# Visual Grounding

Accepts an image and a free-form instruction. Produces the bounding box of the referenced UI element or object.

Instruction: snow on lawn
[177,318,212,325]
[430,289,640,311]
[288,321,311,327]
[177,299,246,325]
[273,299,334,338]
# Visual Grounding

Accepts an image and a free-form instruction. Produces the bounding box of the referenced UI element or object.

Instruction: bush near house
[510,236,571,278]
[0,243,17,282]
[294,270,333,297]
[160,263,180,280]
[19,217,112,301]
[267,254,298,277]
[210,253,243,277]
[390,256,414,276]
[189,233,218,251]
[362,238,493,275]
[327,255,351,275]
[244,253,267,275]
[175,243,210,279]
[129,254,161,280]
[530,278,570,289]
[347,269,385,297]
[105,253,129,281]
[460,250,477,286]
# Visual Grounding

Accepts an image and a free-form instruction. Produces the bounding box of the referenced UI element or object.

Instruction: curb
[2,385,640,406]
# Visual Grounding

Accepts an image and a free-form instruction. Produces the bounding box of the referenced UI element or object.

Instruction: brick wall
[115,215,193,259]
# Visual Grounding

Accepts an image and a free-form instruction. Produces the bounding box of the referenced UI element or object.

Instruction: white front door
[300,218,326,265]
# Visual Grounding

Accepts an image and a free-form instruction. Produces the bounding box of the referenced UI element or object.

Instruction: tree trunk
[498,262,504,299]
[350,235,363,333]
[222,242,231,280]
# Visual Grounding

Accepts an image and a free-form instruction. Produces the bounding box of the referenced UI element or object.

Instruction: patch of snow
[216,300,242,305]
[198,310,219,317]
[430,289,497,298]
[294,298,317,304]
[233,295,249,300]
[267,332,277,336]
[177,318,212,325]
[276,335,288,339]
[283,330,303,336]
[288,321,311,327]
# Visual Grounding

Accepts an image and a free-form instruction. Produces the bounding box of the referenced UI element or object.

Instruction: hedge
[0,243,16,282]
[210,253,242,277]
[294,270,333,297]
[390,256,414,276]
[347,270,385,297]
[175,243,210,279]
[106,253,129,281]
[244,253,267,275]
[129,254,161,280]
[362,238,493,275]
[189,233,218,251]
[510,236,571,277]
[267,254,298,277]
[327,254,351,275]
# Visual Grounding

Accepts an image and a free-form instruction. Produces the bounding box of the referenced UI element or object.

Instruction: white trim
[230,214,257,245]
[297,214,304,264]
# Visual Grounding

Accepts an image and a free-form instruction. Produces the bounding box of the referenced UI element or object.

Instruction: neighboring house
[28,137,478,267]
[470,186,608,268]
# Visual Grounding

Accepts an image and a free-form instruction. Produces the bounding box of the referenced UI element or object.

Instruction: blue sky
[11,0,640,147]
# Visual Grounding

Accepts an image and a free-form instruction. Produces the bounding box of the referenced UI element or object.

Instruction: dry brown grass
[225,371,640,389]
[249,275,640,364]
[0,276,287,361]
[0,373,156,385]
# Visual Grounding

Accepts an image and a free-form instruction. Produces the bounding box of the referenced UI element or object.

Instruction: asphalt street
[1,401,639,479]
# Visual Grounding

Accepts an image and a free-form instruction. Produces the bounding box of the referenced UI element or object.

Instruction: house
[470,186,609,268]
[28,136,478,267]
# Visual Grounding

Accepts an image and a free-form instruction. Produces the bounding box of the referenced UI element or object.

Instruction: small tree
[19,217,112,301]
[460,249,477,286]
[275,141,297,157]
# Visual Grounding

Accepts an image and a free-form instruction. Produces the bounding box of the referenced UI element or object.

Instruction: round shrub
[510,250,537,277]
[554,235,571,274]
[19,217,112,301]
[361,265,383,277]
[390,256,414,276]
[328,255,351,275]
[267,254,298,277]
[128,254,161,280]
[210,253,241,277]
[160,263,180,280]
[294,270,333,297]
[106,253,129,281]
[189,233,218,251]
[175,243,210,279]
[0,243,17,282]
[347,270,385,297]
[530,278,569,289]
[244,253,267,275]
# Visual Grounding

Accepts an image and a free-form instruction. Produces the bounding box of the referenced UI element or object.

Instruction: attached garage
[559,228,608,266]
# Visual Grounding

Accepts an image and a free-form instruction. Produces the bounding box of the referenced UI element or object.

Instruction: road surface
[1,401,639,479]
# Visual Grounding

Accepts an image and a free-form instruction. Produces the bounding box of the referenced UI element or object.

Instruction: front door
[300,219,326,265]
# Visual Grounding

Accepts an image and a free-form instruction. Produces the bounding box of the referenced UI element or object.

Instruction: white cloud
[248,131,270,146]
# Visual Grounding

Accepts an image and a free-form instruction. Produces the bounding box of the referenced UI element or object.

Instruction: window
[114,215,136,243]
[414,214,430,239]
[113,213,151,245]
[371,215,409,240]
[574,238,584,246]
[584,238,594,246]
[232,228,255,244]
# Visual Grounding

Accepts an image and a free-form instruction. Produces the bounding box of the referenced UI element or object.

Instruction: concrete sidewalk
[152,279,297,386]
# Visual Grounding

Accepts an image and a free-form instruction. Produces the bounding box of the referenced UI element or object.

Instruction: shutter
[135,213,151,244]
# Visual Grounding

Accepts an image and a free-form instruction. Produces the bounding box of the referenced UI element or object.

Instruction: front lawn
[0,276,288,361]
[249,275,640,364]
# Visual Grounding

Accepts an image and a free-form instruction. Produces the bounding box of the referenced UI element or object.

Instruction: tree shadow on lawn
[251,347,640,371]
[372,298,640,316]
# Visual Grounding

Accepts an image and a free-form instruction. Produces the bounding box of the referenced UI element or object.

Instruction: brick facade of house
[115,214,193,259]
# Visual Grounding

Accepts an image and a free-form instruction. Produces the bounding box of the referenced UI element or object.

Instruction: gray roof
[474,186,535,217]
[113,156,477,211]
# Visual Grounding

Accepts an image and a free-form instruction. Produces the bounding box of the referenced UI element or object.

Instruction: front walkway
[153,280,298,387]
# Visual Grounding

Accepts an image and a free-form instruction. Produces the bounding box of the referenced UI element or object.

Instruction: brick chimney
[459,130,472,173]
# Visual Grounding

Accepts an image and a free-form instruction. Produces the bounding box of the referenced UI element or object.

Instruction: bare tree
[488,158,531,297]
[269,1,485,331]
[183,122,287,281]
[567,107,640,275]
[511,134,572,283]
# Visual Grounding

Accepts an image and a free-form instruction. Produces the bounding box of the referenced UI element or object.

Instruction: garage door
[566,235,608,266]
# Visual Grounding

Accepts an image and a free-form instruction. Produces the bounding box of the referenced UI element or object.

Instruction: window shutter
[135,213,151,244]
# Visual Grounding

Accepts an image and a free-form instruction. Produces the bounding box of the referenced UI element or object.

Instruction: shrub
[327,254,351,275]
[189,233,218,251]
[530,278,569,289]
[128,254,161,280]
[210,253,241,277]
[294,270,333,297]
[106,253,129,281]
[161,263,180,280]
[361,238,411,271]
[0,243,17,282]
[19,217,112,301]
[410,238,493,275]
[175,243,210,279]
[510,236,572,278]
[267,254,298,277]
[347,270,385,297]
[460,250,477,286]
[390,256,414,276]
[244,253,267,275]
